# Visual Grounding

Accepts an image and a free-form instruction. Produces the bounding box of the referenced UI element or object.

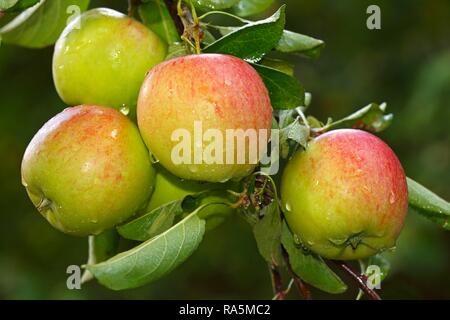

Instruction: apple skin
[53,8,166,115]
[147,166,235,230]
[281,129,408,260]
[21,105,155,236]
[137,54,272,183]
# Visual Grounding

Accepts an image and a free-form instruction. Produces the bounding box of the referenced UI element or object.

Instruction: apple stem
[127,0,140,17]
[332,261,382,300]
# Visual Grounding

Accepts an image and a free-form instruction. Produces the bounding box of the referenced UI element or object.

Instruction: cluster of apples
[21,8,408,260]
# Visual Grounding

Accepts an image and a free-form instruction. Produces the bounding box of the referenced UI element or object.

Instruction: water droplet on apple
[389,190,396,204]
[224,79,231,86]
[91,219,98,224]
[285,202,292,212]
[188,165,198,173]
[307,240,315,246]
[120,105,129,116]
[149,154,159,164]
[293,234,301,245]
[110,129,118,139]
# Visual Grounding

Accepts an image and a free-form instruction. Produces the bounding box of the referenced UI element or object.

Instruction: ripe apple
[147,166,235,230]
[137,54,273,182]
[53,8,166,115]
[281,129,408,260]
[21,105,155,236]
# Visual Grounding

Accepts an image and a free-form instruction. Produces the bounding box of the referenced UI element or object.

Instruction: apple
[21,105,155,236]
[137,54,273,183]
[147,166,235,230]
[281,129,408,260]
[53,8,166,115]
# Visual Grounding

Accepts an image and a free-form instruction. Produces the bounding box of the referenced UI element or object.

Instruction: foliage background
[0,0,449,299]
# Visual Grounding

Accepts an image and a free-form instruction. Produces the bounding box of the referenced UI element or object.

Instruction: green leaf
[276,109,310,158]
[209,23,324,59]
[253,201,283,266]
[204,5,285,62]
[322,102,393,133]
[0,0,18,10]
[86,211,206,290]
[279,120,309,158]
[117,200,183,242]
[1,0,39,12]
[201,28,216,46]
[0,0,90,48]
[407,177,450,229]
[276,30,325,58]
[232,0,274,17]
[252,63,304,110]
[261,58,294,76]
[138,0,179,45]
[281,222,347,294]
[165,41,190,60]
[192,0,239,11]
[81,229,120,284]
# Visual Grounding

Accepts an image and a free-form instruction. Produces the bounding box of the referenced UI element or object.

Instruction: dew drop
[110,129,118,139]
[149,153,160,164]
[293,234,301,245]
[120,105,130,116]
[90,219,98,224]
[307,240,315,246]
[188,165,198,173]
[389,190,396,204]
[285,202,292,212]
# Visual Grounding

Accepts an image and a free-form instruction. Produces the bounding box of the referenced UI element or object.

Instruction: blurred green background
[0,0,449,299]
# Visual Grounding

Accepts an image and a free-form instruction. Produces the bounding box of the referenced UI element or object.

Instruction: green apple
[21,105,155,236]
[53,8,166,115]
[137,54,273,182]
[148,165,235,230]
[281,129,408,260]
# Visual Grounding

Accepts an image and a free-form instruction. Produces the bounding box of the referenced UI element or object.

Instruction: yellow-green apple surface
[281,129,408,260]
[53,8,166,115]
[21,105,155,236]
[137,54,273,182]
[147,166,235,230]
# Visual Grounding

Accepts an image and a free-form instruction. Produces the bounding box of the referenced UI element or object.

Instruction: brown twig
[269,265,286,300]
[282,248,312,300]
[164,0,185,36]
[332,261,381,300]
[127,0,141,17]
